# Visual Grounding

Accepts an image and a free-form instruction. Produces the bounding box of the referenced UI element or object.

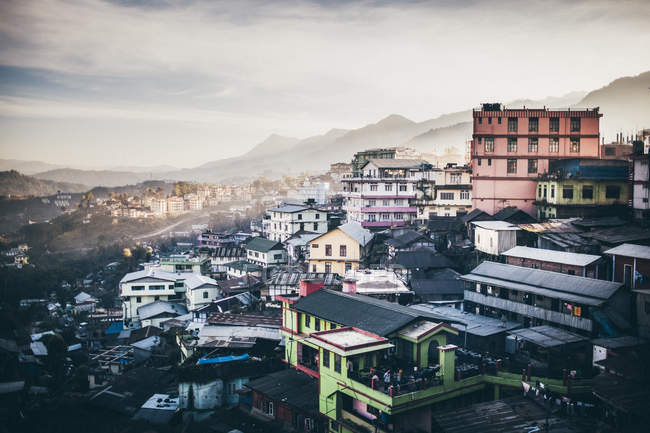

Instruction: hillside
[0,170,88,197]
[575,70,650,141]
[34,168,155,188]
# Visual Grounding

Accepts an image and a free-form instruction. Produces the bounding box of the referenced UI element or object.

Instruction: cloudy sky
[1,0,649,169]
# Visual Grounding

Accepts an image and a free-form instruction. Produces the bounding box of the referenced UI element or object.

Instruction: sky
[0,0,649,169]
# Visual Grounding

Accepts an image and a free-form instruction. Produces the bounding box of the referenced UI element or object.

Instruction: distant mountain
[243,134,301,157]
[0,170,88,196]
[34,168,154,188]
[575,70,650,141]
[107,164,179,173]
[0,159,66,175]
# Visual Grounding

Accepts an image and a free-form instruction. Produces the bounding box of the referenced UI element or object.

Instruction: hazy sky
[1,0,649,169]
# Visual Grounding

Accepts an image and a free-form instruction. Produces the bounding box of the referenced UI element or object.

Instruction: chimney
[342,278,357,294]
[299,278,324,297]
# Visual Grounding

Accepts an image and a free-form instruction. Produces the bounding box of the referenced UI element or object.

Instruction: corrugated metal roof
[245,237,284,252]
[180,273,219,290]
[120,269,178,284]
[410,304,520,336]
[604,243,650,260]
[472,221,520,231]
[267,204,310,213]
[518,218,582,233]
[267,271,341,289]
[137,301,187,320]
[502,246,601,267]
[337,222,374,246]
[508,325,587,348]
[461,261,622,303]
[364,158,426,169]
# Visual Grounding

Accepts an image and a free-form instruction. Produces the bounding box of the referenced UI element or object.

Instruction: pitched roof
[502,246,601,267]
[410,304,520,336]
[245,237,284,252]
[391,250,453,269]
[267,204,312,213]
[461,261,623,306]
[460,208,494,224]
[128,326,163,343]
[137,301,187,320]
[509,325,587,348]
[472,220,521,231]
[410,268,464,296]
[245,369,318,414]
[385,230,430,249]
[337,222,373,246]
[492,206,535,223]
[120,269,178,284]
[293,289,444,336]
[604,243,650,260]
[180,273,219,290]
[224,260,263,272]
[428,216,464,232]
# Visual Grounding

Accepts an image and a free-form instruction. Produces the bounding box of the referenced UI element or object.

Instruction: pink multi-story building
[471,104,602,216]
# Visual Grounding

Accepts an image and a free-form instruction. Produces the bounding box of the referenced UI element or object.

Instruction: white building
[245,237,287,268]
[167,196,185,215]
[472,220,521,256]
[414,164,472,222]
[184,274,222,311]
[262,204,328,242]
[295,181,330,205]
[150,198,168,216]
[342,159,429,229]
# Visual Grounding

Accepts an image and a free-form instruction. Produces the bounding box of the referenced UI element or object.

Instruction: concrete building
[159,255,211,275]
[150,198,168,216]
[414,163,472,222]
[535,159,630,219]
[350,148,396,177]
[262,203,327,242]
[343,159,429,228]
[472,220,521,256]
[631,150,650,220]
[461,261,626,335]
[308,222,373,275]
[294,181,330,205]
[471,103,602,216]
[502,246,602,278]
[245,237,287,268]
[167,196,185,215]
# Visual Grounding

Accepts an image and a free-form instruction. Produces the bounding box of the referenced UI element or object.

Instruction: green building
[535,159,630,220]
[160,254,211,275]
[277,286,586,433]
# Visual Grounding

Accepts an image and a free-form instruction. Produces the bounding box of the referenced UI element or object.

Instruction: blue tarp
[197,353,249,365]
[105,322,123,335]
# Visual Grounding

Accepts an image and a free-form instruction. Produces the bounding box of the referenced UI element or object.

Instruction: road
[133,215,209,240]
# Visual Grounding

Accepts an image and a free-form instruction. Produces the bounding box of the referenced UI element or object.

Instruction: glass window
[385,184,392,191]
[305,314,311,328]
[570,117,581,132]
[399,185,407,191]
[549,137,559,153]
[325,245,332,256]
[315,319,320,331]
[507,159,517,174]
[528,159,538,174]
[334,354,341,373]
[551,185,555,198]
[508,137,517,152]
[528,137,538,152]
[570,137,580,153]
[132,285,145,291]
[529,117,538,132]
[484,137,494,152]
[323,350,330,368]
[370,184,378,191]
[550,117,559,132]
[477,158,482,166]
[488,117,492,124]
[340,245,346,257]
[203,291,209,299]
[440,192,454,200]
[563,186,574,199]
[508,117,518,132]
[606,185,621,199]
[488,158,492,166]
[582,185,594,199]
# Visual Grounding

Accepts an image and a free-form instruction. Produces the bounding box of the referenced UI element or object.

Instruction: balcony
[361,221,406,228]
[360,207,416,213]
[340,409,390,433]
[464,290,593,332]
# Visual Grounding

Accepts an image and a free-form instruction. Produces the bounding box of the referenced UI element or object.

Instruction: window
[305,314,311,328]
[570,117,581,132]
[311,244,318,248]
[385,184,392,191]
[314,222,318,231]
[370,184,378,191]
[563,186,574,199]
[460,191,470,200]
[498,117,502,124]
[394,213,403,220]
[507,137,518,152]
[508,117,518,132]
[323,349,330,368]
[315,319,321,331]
[484,137,494,152]
[543,185,547,198]
[340,245,347,257]
[604,146,616,156]
[399,185,407,191]
[325,262,331,273]
[538,185,542,198]
[312,264,316,272]
[273,253,282,260]
[132,285,144,291]
[478,137,482,144]
[606,185,621,199]
[136,296,142,303]
[315,213,320,219]
[298,214,302,220]
[345,262,352,272]
[381,213,390,220]
[325,244,332,256]
[488,158,492,166]
[334,354,341,373]
[568,269,576,276]
[528,137,538,153]
[570,137,580,153]
[203,291,209,299]
[549,137,559,153]
[529,117,538,132]
[528,159,538,174]
[382,199,390,206]
[507,159,517,174]
[488,117,492,124]
[582,185,593,199]
[478,117,482,124]
[550,117,559,132]
[300,222,305,231]
[440,192,454,200]
[477,158,482,166]
[368,214,376,222]
[263,401,274,416]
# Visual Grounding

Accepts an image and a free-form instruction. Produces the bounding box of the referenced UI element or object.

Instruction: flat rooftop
[309,327,393,356]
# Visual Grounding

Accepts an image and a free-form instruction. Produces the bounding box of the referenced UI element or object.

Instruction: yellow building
[308,222,374,275]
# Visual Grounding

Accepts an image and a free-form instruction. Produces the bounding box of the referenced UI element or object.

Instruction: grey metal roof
[137,301,187,320]
[508,325,587,348]
[245,369,318,414]
[337,222,374,246]
[461,261,622,304]
[472,221,520,231]
[363,158,426,169]
[180,273,219,290]
[119,269,178,284]
[410,305,521,336]
[391,250,453,270]
[502,246,601,267]
[267,271,342,289]
[410,268,464,296]
[267,204,311,213]
[293,289,445,336]
[245,237,284,253]
[591,335,647,349]
[604,243,650,260]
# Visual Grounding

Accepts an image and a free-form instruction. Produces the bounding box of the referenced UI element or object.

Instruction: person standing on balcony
[384,370,391,389]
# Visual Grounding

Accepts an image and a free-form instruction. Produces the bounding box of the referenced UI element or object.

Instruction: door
[624,264,632,288]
